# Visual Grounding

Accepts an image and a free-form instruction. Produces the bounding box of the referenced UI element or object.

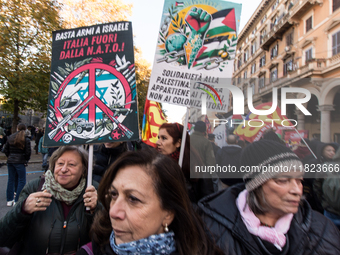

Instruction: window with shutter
[305,48,313,62]
[286,32,293,46]
[333,0,340,12]
[332,31,340,56]
[270,68,278,82]
[306,16,312,33]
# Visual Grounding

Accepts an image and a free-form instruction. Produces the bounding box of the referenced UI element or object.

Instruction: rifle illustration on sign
[44,22,139,147]
[48,95,94,140]
[46,56,137,145]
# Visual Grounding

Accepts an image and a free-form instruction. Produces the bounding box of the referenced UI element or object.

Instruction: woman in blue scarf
[77,148,222,255]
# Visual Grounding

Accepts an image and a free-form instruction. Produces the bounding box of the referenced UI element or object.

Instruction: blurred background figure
[0,123,6,152]
[314,147,340,230]
[303,142,339,213]
[38,136,48,171]
[3,123,31,207]
[92,141,141,183]
[190,121,219,192]
[216,134,243,187]
[34,128,44,155]
[208,133,220,157]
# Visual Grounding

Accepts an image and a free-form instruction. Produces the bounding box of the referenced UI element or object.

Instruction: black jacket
[302,142,339,213]
[3,132,31,164]
[93,143,128,182]
[216,145,243,186]
[0,177,99,254]
[198,184,340,255]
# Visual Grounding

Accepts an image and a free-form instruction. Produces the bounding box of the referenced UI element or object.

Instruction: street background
[0,140,44,219]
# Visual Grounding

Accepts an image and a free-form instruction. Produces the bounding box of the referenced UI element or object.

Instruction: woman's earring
[164,223,169,233]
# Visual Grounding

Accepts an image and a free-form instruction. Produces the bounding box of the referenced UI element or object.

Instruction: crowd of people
[0,121,339,254]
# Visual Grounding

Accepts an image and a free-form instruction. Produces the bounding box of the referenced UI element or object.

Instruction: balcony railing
[289,0,323,20]
[329,53,340,65]
[261,13,293,50]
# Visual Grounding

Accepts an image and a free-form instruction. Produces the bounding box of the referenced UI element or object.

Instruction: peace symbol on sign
[49,63,133,142]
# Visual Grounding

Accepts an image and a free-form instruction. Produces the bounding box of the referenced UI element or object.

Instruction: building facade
[232,0,340,143]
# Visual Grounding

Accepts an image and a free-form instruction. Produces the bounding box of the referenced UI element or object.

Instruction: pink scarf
[236,189,293,251]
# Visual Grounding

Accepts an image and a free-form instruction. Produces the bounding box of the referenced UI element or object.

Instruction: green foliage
[0,0,63,131]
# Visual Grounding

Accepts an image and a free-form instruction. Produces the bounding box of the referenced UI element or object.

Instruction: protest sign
[43,22,139,146]
[147,0,242,108]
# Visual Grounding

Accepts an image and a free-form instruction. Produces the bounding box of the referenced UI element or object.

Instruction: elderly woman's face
[156,128,180,155]
[54,151,83,189]
[109,166,173,245]
[262,171,303,216]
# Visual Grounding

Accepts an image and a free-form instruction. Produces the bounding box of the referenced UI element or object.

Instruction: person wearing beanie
[198,140,340,254]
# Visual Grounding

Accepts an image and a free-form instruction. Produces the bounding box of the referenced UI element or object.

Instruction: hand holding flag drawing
[184,7,211,68]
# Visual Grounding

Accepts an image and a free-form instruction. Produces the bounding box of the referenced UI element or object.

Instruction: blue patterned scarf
[110,230,176,254]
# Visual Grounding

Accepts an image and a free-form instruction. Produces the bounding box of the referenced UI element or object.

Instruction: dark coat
[216,145,243,186]
[314,148,340,216]
[0,177,99,254]
[302,142,339,213]
[210,142,220,157]
[190,131,216,167]
[93,143,129,182]
[3,132,31,164]
[305,142,339,166]
[198,184,340,255]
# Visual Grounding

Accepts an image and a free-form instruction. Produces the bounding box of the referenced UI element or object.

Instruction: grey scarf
[42,170,86,205]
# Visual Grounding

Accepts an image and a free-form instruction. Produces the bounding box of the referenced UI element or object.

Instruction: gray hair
[246,187,270,215]
[49,146,89,177]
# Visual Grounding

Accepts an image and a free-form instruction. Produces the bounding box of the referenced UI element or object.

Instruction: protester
[76,149,223,255]
[38,136,48,171]
[24,127,31,140]
[30,125,36,141]
[305,142,338,166]
[93,141,141,183]
[34,128,44,154]
[0,123,5,151]
[208,133,220,157]
[3,124,31,206]
[0,146,99,254]
[190,121,216,167]
[156,122,214,203]
[314,147,340,230]
[199,140,340,254]
[303,141,338,213]
[237,139,247,149]
[216,134,243,187]
[190,121,219,192]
